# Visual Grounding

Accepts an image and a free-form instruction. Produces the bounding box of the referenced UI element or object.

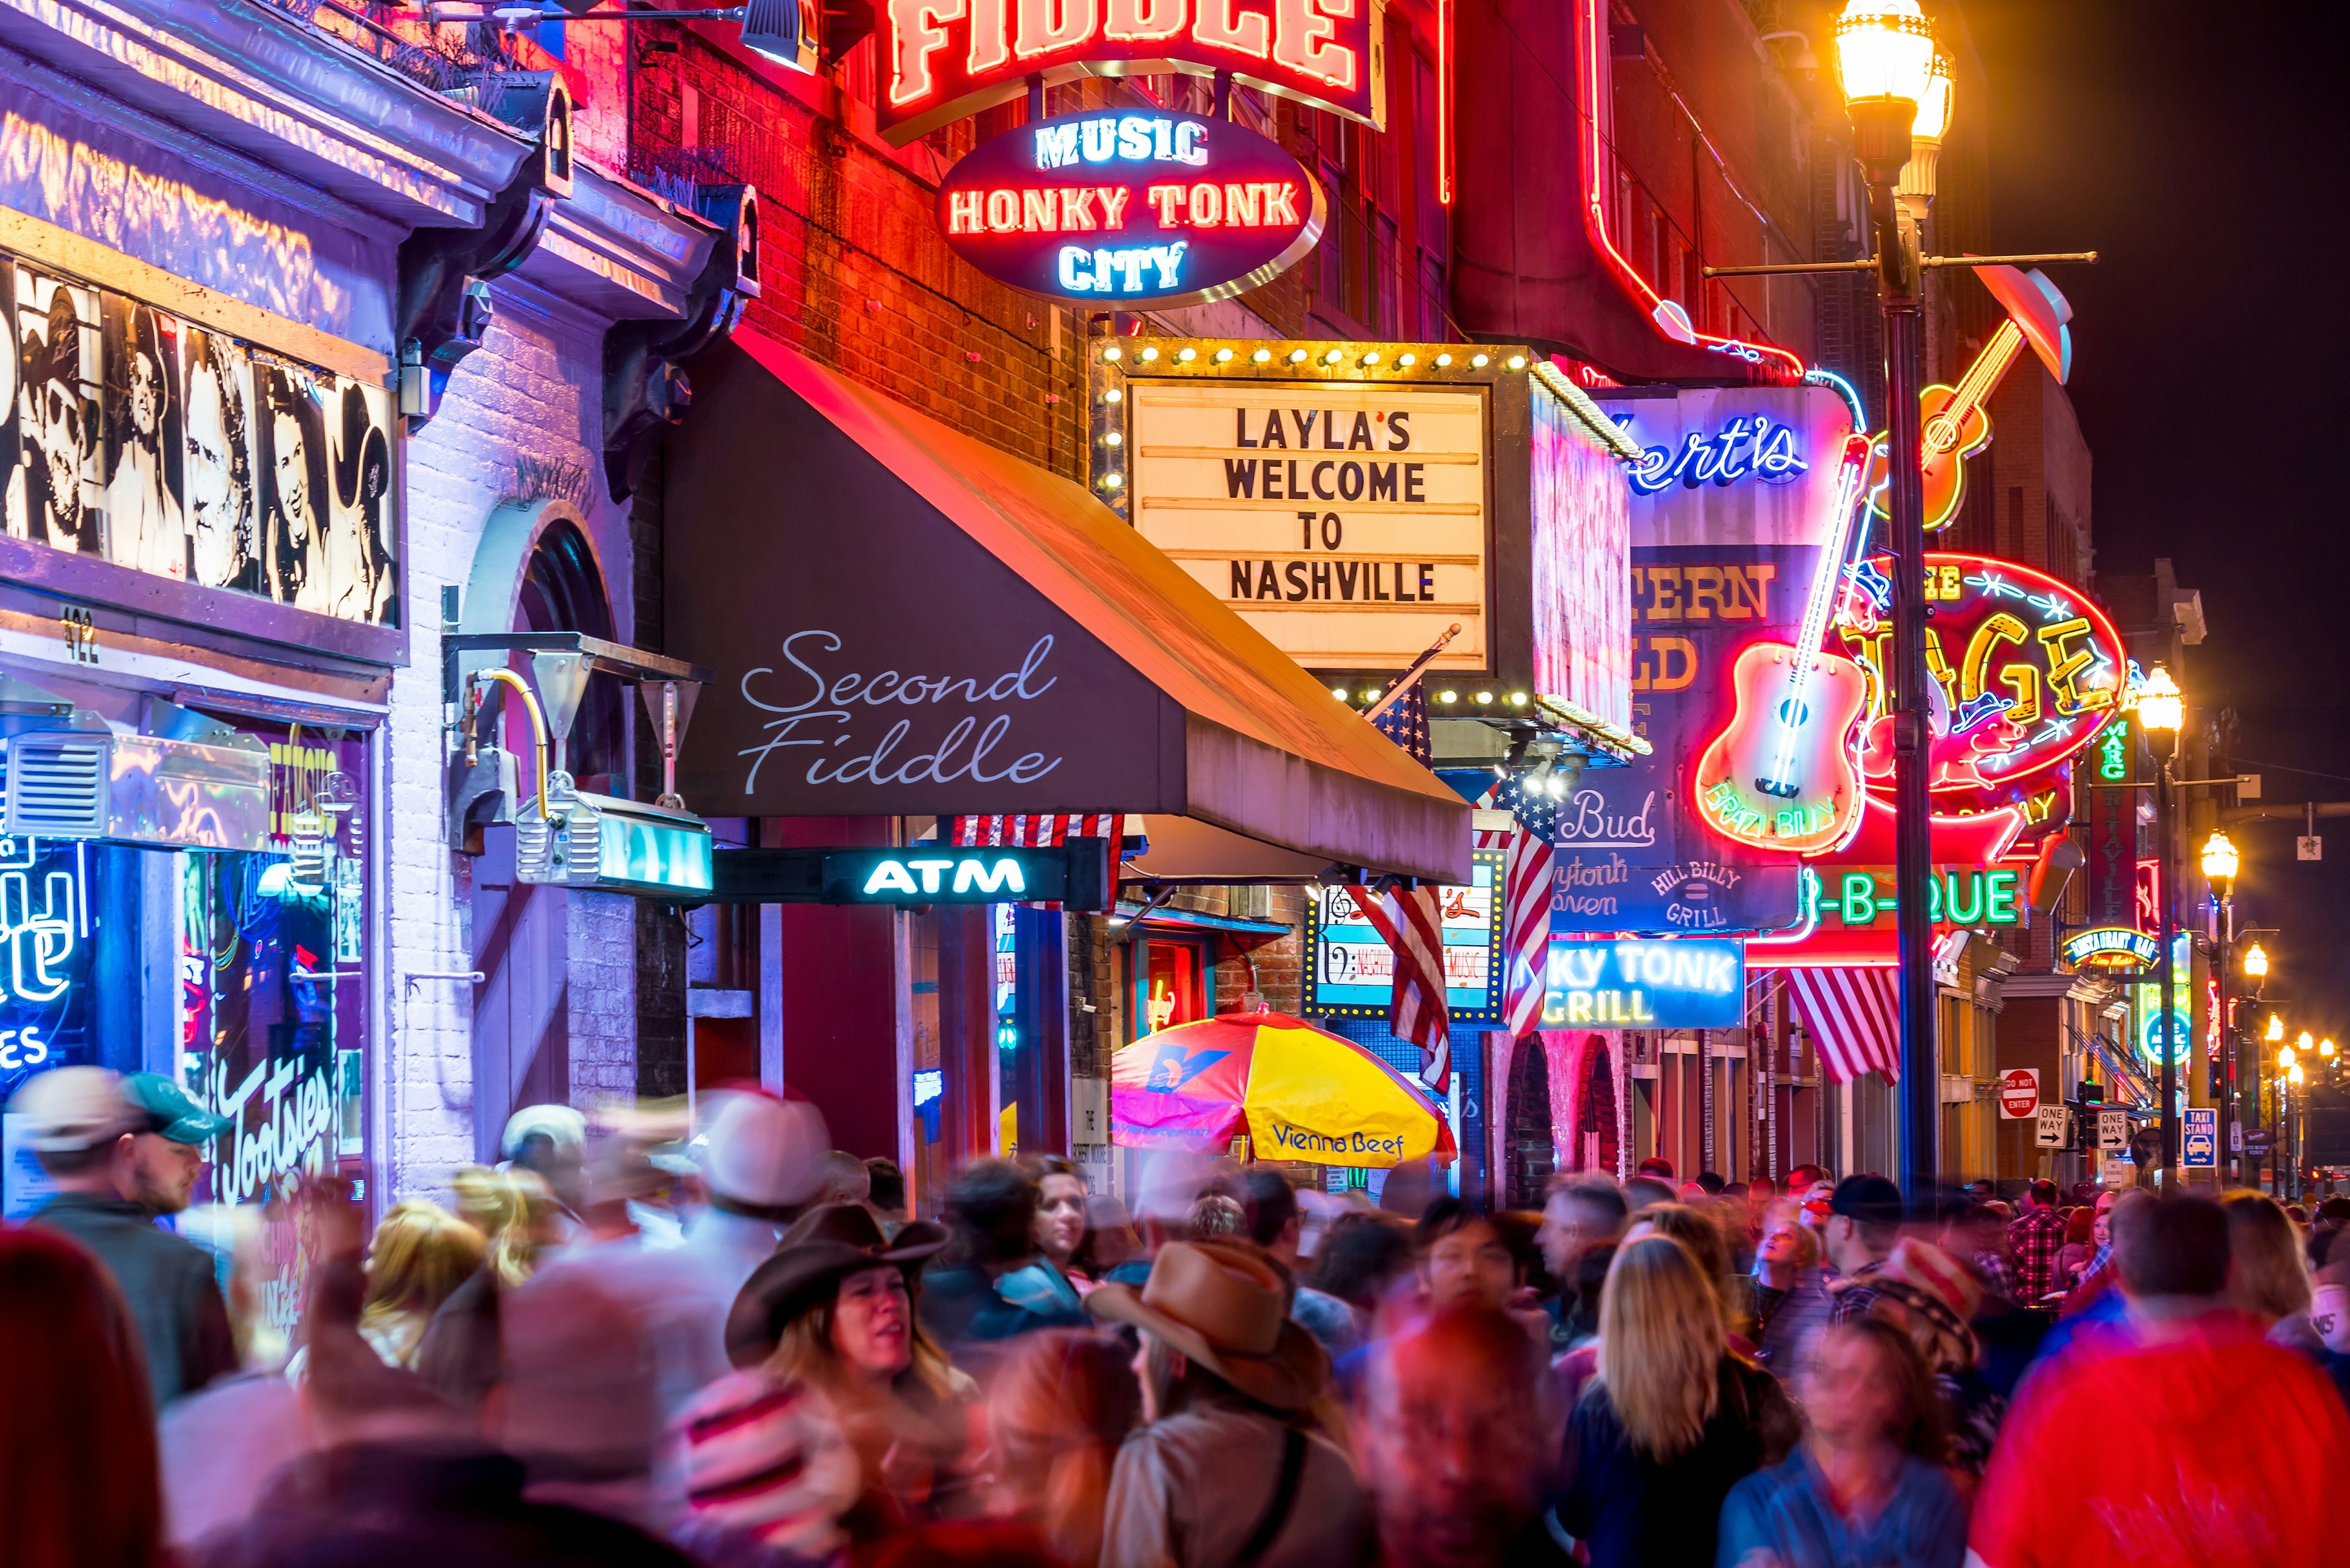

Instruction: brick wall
[384,281,643,1201]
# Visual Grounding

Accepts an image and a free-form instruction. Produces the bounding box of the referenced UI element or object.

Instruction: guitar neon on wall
[1862,264,2074,531]
[1691,431,1873,854]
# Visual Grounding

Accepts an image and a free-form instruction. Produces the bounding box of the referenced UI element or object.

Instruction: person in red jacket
[1969,1193,2350,1568]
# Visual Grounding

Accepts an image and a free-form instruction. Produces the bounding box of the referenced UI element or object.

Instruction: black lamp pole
[2157,742,2178,1185]
[1851,99,1940,1204]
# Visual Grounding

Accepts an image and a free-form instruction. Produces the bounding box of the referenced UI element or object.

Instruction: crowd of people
[8,1064,2350,1568]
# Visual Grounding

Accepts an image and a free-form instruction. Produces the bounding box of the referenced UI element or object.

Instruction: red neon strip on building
[1436,0,1452,204]
[1575,0,1804,379]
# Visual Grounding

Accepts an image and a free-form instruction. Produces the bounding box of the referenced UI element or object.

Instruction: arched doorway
[1574,1037,1621,1176]
[1505,1037,1556,1208]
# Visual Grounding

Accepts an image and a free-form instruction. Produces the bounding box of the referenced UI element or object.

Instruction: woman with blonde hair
[1626,1200,1754,1345]
[450,1165,556,1287]
[357,1200,487,1368]
[1555,1234,1797,1568]
[983,1329,1141,1565]
[2221,1190,2311,1327]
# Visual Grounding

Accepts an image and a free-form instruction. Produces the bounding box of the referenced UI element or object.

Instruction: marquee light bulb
[1471,353,1490,368]
[1288,348,1308,363]
[1102,431,1122,446]
[1398,353,1417,367]
[1323,348,1345,364]
[1253,348,1273,363]
[1362,351,1381,365]
[1101,387,1122,403]
[1507,354,1527,370]
[1214,348,1234,362]
[1138,346,1159,362]
[1099,472,1122,489]
[1436,690,1457,703]
[1176,346,1196,362]
[1435,353,1453,367]
[1102,346,1122,361]
[1474,691,1494,705]
[1509,692,1529,706]
[1330,685,1349,700]
[1360,689,1381,703]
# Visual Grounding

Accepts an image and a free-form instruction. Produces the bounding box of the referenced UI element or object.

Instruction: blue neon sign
[1625,416,1810,496]
[1543,938,1745,1029]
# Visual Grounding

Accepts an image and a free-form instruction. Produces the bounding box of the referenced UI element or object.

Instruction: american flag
[1493,771,1558,1040]
[950,815,1125,911]
[1357,677,1451,1094]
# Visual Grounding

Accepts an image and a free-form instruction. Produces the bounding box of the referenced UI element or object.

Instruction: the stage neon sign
[937,109,1324,305]
[879,0,1386,144]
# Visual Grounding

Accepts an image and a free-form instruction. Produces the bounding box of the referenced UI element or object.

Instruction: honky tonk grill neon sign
[880,0,1384,144]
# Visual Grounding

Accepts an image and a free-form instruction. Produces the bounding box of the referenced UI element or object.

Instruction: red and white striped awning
[950,814,1124,848]
[1784,966,1901,1085]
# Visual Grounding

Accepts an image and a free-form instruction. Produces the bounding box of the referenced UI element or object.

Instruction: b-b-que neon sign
[880,0,1384,144]
[938,109,1324,305]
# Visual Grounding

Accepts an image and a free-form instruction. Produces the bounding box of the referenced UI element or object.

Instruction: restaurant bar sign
[879,0,1386,143]
[938,109,1324,305]
[1305,849,1504,1022]
[1543,937,1744,1029]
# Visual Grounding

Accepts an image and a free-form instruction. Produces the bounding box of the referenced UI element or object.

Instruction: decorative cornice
[515,165,725,326]
[0,0,537,230]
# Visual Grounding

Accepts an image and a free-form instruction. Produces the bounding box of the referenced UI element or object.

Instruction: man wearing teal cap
[10,1066,237,1406]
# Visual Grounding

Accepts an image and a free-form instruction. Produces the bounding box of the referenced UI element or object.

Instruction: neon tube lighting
[1578,0,1805,379]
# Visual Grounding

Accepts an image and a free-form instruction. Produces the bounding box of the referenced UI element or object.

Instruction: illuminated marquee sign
[1126,372,1489,670]
[1625,415,1810,497]
[1542,938,1744,1029]
[1305,849,1504,1021]
[878,0,1386,145]
[829,848,1057,903]
[2061,925,2160,972]
[938,110,1324,305]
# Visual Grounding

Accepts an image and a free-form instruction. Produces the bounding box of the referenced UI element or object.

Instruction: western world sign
[879,0,1385,144]
[938,109,1324,306]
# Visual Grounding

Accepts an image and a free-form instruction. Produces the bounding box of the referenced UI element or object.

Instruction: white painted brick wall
[382,278,639,1204]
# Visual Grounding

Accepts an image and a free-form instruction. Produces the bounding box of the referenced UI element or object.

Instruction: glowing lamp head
[2291,1061,2307,1085]
[2136,665,2184,734]
[2267,1012,2285,1041]
[2244,942,2270,979]
[2201,830,2240,883]
[2326,1038,2338,1059]
[1910,52,1955,144]
[2280,1044,2297,1069]
[2300,1031,2316,1052]
[1834,0,1938,109]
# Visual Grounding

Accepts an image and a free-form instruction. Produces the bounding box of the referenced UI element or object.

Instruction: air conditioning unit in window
[0,692,271,853]
[513,770,712,898]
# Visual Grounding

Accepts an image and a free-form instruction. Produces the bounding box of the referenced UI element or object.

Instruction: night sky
[1968,0,2350,1043]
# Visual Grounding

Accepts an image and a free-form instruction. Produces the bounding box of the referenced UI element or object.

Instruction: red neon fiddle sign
[879,0,1385,144]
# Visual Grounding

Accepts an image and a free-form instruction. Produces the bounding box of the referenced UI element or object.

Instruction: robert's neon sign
[1625,416,1809,496]
[879,0,1384,144]
[937,110,1322,305]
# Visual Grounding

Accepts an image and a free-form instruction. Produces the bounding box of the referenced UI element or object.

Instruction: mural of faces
[0,255,398,627]
[7,269,103,556]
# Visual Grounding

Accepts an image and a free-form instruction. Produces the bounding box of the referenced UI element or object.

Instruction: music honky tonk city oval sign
[937,108,1324,307]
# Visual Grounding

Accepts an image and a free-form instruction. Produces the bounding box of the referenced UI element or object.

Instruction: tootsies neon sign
[880,0,1384,144]
[938,109,1324,305]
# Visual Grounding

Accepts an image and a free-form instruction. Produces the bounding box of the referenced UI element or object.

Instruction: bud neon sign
[879,0,1385,144]
[937,109,1324,305]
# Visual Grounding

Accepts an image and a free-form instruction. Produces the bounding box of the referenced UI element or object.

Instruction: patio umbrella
[1110,1010,1456,1168]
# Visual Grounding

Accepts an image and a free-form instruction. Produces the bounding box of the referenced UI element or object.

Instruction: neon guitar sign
[1690,431,1873,854]
[1862,264,2073,532]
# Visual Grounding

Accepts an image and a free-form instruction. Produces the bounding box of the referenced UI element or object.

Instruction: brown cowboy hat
[1084,1240,1329,1410]
[725,1201,946,1369]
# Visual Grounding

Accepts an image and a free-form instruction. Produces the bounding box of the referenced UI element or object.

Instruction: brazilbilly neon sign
[938,110,1323,305]
[1625,415,1810,496]
[880,0,1384,144]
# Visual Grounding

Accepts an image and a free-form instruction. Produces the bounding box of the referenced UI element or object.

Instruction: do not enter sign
[1997,1067,2042,1119]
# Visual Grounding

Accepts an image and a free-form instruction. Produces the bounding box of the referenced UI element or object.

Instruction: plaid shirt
[2007,1206,2068,1302]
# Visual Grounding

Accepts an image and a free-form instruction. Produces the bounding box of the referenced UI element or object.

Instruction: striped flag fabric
[1355,674,1450,1092]
[1348,882,1452,1094]
[950,814,1123,847]
[1494,772,1557,1040]
[1785,966,1901,1084]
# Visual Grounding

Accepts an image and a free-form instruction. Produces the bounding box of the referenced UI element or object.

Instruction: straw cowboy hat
[726,1202,947,1368]
[1085,1240,1330,1411]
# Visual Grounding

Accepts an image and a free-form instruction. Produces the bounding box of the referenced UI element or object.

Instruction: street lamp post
[1835,0,1944,1205]
[2203,829,2238,1187]
[2138,666,2185,1184]
[2288,1055,2308,1203]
